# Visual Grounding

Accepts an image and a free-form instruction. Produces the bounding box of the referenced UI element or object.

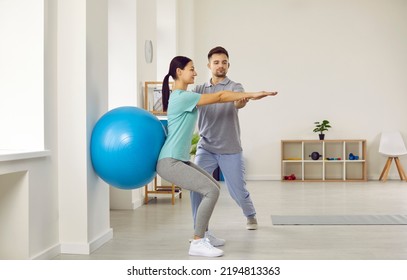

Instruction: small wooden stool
[144,176,182,205]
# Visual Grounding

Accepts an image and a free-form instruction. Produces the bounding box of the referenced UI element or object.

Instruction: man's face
[208,53,229,78]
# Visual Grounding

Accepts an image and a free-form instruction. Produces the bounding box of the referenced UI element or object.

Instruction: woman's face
[178,61,197,84]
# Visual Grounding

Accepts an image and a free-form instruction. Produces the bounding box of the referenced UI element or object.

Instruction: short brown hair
[207,46,229,60]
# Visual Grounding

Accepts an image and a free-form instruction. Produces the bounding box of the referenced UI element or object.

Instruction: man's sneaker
[205,230,226,247]
[246,217,258,230]
[189,238,224,257]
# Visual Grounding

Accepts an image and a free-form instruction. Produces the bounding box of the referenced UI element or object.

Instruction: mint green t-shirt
[158,89,201,161]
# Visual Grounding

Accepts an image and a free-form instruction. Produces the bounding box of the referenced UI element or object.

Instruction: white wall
[108,0,138,108]
[108,0,138,209]
[187,0,407,180]
[57,0,112,254]
[156,0,177,80]
[177,0,194,60]
[108,0,161,209]
[137,0,158,100]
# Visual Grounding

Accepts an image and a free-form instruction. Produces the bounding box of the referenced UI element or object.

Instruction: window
[0,0,44,150]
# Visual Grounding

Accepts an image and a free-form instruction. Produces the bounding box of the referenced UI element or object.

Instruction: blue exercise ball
[90,106,166,189]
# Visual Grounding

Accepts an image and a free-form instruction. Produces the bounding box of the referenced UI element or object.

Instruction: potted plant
[313,120,331,140]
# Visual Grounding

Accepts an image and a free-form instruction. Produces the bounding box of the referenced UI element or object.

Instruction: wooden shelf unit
[144,176,182,205]
[144,81,173,115]
[281,139,367,182]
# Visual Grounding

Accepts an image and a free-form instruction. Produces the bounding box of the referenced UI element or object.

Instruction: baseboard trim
[246,175,402,181]
[31,243,61,260]
[132,197,144,209]
[60,228,113,255]
[90,228,113,253]
[246,175,279,181]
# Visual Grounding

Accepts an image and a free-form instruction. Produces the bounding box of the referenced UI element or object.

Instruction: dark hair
[207,46,229,60]
[162,56,192,112]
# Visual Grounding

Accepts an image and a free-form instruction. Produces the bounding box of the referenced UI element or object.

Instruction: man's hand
[235,98,249,109]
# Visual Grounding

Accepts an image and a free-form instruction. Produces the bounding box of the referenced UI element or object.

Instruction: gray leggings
[156,158,220,238]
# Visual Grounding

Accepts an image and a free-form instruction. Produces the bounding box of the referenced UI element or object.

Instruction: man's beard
[215,71,226,78]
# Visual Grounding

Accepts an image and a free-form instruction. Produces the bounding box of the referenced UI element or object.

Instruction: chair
[378,131,407,181]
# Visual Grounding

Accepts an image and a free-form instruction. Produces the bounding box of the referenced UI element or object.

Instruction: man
[191,46,258,246]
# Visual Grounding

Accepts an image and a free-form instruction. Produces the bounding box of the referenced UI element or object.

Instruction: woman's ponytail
[162,73,171,112]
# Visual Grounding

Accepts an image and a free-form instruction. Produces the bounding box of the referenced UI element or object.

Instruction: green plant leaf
[190,132,200,155]
[313,120,331,133]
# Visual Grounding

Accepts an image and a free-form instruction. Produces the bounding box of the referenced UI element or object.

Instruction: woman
[156,56,277,257]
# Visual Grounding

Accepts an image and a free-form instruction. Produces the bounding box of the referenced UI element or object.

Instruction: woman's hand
[249,91,278,100]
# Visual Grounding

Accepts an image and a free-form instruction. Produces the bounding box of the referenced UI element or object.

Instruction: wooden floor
[54,180,407,260]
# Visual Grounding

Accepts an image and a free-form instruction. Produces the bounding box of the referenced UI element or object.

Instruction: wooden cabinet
[281,140,367,182]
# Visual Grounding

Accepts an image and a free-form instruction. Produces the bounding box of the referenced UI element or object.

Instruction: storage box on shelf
[281,139,367,182]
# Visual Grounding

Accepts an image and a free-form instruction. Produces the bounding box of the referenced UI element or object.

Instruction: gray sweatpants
[156,158,220,238]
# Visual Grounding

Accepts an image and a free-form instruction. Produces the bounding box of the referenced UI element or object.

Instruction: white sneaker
[246,217,258,230]
[189,238,224,257]
[205,230,226,247]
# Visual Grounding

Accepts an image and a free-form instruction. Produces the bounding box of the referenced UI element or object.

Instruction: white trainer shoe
[205,230,226,247]
[246,217,258,230]
[189,238,224,257]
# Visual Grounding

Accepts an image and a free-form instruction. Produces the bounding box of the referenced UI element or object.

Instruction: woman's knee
[205,183,220,199]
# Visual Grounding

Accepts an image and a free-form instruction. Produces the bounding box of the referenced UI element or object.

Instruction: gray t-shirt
[193,77,244,154]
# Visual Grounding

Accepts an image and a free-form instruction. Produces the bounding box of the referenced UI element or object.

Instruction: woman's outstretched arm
[197,91,277,106]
